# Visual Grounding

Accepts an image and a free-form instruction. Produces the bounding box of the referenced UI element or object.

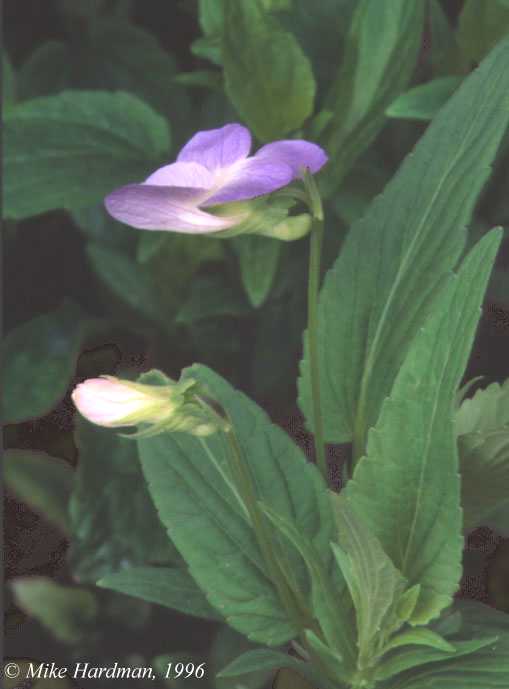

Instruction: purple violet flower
[105,123,327,234]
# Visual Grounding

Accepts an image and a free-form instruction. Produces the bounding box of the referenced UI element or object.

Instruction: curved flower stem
[303,169,327,483]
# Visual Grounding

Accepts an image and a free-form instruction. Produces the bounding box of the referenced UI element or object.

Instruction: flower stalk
[302,169,327,483]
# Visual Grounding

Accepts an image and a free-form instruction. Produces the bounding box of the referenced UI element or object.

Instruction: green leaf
[191,35,224,67]
[383,628,455,654]
[16,22,190,129]
[18,41,72,99]
[233,235,281,308]
[86,243,165,327]
[457,0,509,67]
[222,0,316,141]
[4,450,73,533]
[11,577,98,645]
[331,495,407,667]
[455,379,509,530]
[261,0,293,9]
[386,77,462,121]
[176,274,250,325]
[138,364,336,646]
[198,0,224,36]
[375,636,497,683]
[174,70,223,90]
[383,601,509,688]
[320,0,424,194]
[71,203,137,252]
[456,379,509,435]
[69,418,176,581]
[4,90,169,219]
[3,301,88,424]
[299,38,509,446]
[217,649,328,689]
[3,53,16,109]
[260,503,355,678]
[77,19,179,116]
[428,0,459,75]
[302,629,350,687]
[278,0,356,96]
[142,233,225,323]
[97,565,221,620]
[332,152,389,226]
[343,231,502,625]
[210,627,275,689]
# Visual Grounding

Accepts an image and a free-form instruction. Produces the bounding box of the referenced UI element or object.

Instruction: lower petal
[104,184,240,233]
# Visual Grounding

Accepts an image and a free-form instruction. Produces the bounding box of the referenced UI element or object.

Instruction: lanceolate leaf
[382,601,509,688]
[4,90,170,219]
[97,565,221,621]
[320,0,424,194]
[222,0,316,141]
[217,649,330,689]
[455,379,509,530]
[138,365,335,647]
[260,504,356,677]
[299,38,509,448]
[386,77,462,122]
[331,495,407,667]
[344,230,503,625]
[375,636,497,684]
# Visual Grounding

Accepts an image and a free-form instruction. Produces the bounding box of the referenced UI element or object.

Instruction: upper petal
[104,184,240,234]
[177,123,252,171]
[145,161,214,189]
[254,140,328,177]
[203,157,294,206]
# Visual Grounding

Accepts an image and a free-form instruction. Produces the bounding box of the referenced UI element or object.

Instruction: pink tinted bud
[71,377,170,428]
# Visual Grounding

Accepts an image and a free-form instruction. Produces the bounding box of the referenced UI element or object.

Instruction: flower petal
[144,161,214,189]
[177,123,252,171]
[203,157,294,206]
[104,184,240,233]
[254,140,328,177]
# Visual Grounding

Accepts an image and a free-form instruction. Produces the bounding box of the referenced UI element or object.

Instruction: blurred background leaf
[233,235,281,308]
[68,418,178,582]
[4,450,73,533]
[3,301,91,424]
[222,0,316,141]
[4,90,170,219]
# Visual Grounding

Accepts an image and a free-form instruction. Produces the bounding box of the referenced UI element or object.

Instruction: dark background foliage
[3,1,509,687]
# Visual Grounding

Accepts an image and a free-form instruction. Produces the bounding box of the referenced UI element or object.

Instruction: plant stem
[304,169,328,483]
[224,427,311,631]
